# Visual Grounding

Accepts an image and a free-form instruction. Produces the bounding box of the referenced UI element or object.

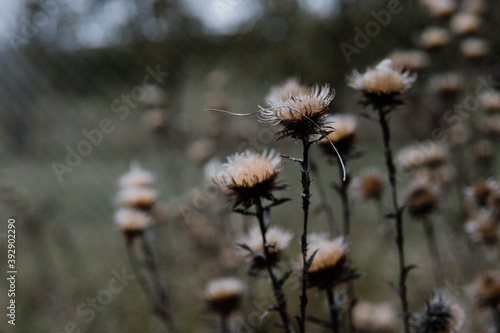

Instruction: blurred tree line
[2,0,500,152]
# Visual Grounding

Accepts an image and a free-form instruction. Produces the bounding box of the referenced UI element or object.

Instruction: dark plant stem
[326,288,340,333]
[221,314,230,333]
[310,159,337,236]
[255,198,294,333]
[336,162,355,333]
[299,137,312,333]
[376,107,410,333]
[337,164,351,238]
[492,303,500,333]
[141,235,175,331]
[423,217,445,287]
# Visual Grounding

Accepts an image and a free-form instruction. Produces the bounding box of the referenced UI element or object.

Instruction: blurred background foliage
[2,0,500,332]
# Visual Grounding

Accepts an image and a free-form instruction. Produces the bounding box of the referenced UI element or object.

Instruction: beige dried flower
[318,114,358,157]
[263,84,335,140]
[352,168,385,201]
[389,50,430,72]
[419,27,451,50]
[465,209,498,245]
[214,150,283,208]
[116,187,158,211]
[114,207,153,233]
[451,12,481,35]
[470,270,500,306]
[460,38,488,59]
[204,278,245,316]
[404,180,439,218]
[419,0,457,18]
[303,234,357,289]
[480,91,500,113]
[238,225,293,272]
[118,163,155,189]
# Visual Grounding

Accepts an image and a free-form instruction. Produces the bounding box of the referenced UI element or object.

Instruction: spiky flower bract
[318,114,358,157]
[262,84,335,140]
[204,278,245,316]
[412,291,465,333]
[347,59,416,110]
[303,234,357,290]
[214,150,283,208]
[238,225,293,273]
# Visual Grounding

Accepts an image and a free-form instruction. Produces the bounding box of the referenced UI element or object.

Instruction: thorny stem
[326,288,340,333]
[310,159,337,236]
[423,218,445,287]
[299,137,312,333]
[255,198,294,333]
[376,108,410,333]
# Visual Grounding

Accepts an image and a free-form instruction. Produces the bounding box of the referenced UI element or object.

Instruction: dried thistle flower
[318,114,358,157]
[114,207,153,233]
[347,59,416,109]
[450,12,481,35]
[389,50,430,72]
[187,138,215,163]
[142,108,167,133]
[482,115,500,136]
[303,234,357,289]
[480,91,500,113]
[238,225,293,272]
[397,143,447,171]
[470,270,500,306]
[463,0,486,15]
[352,168,385,201]
[118,163,155,188]
[464,179,499,211]
[412,291,465,333]
[262,84,335,140]
[214,150,283,208]
[465,209,498,245]
[404,180,439,218]
[353,301,398,331]
[460,38,488,59]
[204,278,245,316]
[116,187,158,211]
[419,0,457,18]
[419,27,451,50]
[430,73,464,98]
